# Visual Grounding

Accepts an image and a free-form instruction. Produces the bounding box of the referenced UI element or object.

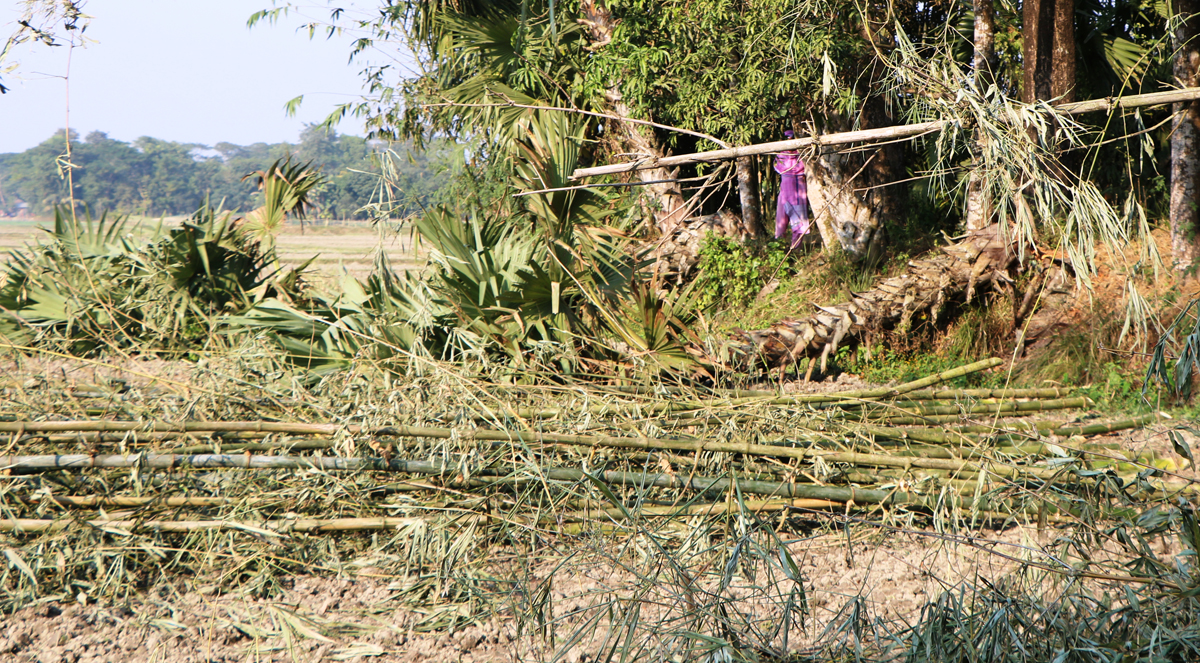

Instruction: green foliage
[590,0,871,146]
[1144,295,1200,402]
[237,113,697,378]
[835,345,986,388]
[694,235,790,310]
[0,126,454,219]
[238,157,325,247]
[0,206,303,354]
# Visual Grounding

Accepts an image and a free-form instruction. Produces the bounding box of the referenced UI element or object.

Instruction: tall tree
[965,0,997,230]
[578,0,689,236]
[1023,0,1076,103]
[1171,0,1200,273]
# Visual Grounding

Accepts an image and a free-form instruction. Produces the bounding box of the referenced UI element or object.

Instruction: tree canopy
[0,126,456,219]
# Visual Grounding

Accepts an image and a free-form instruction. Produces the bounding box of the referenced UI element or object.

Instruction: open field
[0,218,425,284]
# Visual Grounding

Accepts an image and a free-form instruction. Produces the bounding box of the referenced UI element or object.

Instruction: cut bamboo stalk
[944,413,1163,437]
[25,495,244,507]
[572,88,1200,178]
[893,387,1072,400]
[0,447,1146,488]
[869,412,1039,425]
[596,386,1070,401]
[849,396,1092,418]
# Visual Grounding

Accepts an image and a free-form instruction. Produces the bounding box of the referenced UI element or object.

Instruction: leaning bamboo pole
[571,88,1200,179]
[492,358,1005,420]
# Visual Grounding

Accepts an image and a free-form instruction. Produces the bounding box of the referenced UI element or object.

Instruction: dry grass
[0,217,424,286]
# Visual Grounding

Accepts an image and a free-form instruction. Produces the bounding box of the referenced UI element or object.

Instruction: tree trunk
[806,148,883,259]
[1051,0,1076,102]
[728,226,1021,370]
[580,0,688,237]
[803,95,901,263]
[965,0,997,231]
[736,156,765,238]
[1022,0,1054,103]
[1171,0,1200,273]
[974,0,996,80]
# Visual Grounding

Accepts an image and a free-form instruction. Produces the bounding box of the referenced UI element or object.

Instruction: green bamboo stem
[944,413,1162,437]
[869,411,1045,425]
[0,445,1156,489]
[892,387,1073,400]
[849,397,1092,418]
[22,495,244,507]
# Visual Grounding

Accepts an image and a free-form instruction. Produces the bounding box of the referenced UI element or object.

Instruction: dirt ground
[0,524,1126,663]
[0,507,1188,663]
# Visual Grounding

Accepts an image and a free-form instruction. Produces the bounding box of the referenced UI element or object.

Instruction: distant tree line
[0,125,456,219]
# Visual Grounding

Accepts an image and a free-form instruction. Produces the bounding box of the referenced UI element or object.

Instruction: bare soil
[0,507,1186,663]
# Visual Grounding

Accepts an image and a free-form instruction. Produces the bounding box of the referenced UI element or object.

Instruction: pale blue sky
[1,1,408,153]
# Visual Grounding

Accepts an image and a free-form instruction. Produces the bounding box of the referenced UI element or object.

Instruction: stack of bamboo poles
[0,358,1187,535]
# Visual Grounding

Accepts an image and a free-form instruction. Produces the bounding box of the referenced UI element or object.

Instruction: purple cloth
[775,150,810,250]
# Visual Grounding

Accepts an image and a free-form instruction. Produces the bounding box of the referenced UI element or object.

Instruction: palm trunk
[728,226,1020,370]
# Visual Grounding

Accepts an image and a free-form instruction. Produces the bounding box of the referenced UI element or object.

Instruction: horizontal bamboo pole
[0,444,1154,488]
[572,120,948,178]
[850,396,1092,418]
[571,88,1200,178]
[894,388,1072,401]
[27,495,243,507]
[608,386,1072,401]
[0,516,463,534]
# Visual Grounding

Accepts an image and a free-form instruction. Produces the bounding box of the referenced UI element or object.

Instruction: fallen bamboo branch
[572,88,1200,178]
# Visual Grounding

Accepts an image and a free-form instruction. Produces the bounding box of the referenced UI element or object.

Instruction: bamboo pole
[571,88,1200,178]
[849,396,1092,418]
[0,496,1010,535]
[609,386,1071,400]
[0,445,1161,488]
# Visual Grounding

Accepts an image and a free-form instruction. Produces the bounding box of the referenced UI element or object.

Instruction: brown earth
[0,508,1186,663]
